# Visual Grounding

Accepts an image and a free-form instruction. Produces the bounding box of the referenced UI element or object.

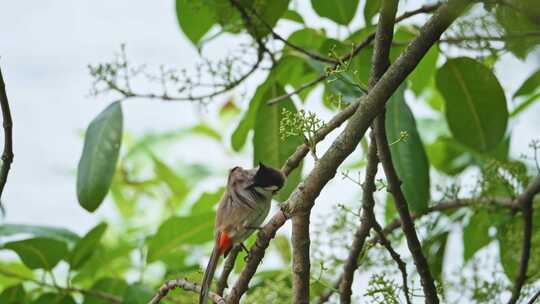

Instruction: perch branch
[216,246,241,296]
[291,210,311,303]
[148,278,226,304]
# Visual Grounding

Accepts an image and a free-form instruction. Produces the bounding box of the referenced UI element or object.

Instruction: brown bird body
[199,164,285,304]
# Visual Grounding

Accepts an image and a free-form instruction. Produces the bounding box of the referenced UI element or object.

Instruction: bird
[199,163,285,304]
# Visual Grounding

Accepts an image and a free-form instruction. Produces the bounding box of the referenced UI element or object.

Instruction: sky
[0,1,539,301]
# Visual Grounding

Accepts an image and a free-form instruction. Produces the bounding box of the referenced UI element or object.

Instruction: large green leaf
[409,45,439,96]
[496,5,540,59]
[83,278,127,304]
[3,237,68,270]
[0,284,25,304]
[513,69,540,99]
[31,293,76,304]
[311,0,359,25]
[385,85,430,213]
[436,57,508,152]
[253,84,303,201]
[0,262,33,288]
[463,210,492,262]
[363,0,380,25]
[151,155,190,205]
[248,0,289,38]
[421,231,449,281]
[0,224,79,244]
[68,223,107,270]
[147,212,215,262]
[77,102,123,212]
[189,187,224,214]
[175,0,216,45]
[427,136,472,176]
[231,80,271,151]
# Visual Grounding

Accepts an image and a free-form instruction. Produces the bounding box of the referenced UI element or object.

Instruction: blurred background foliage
[1,0,540,303]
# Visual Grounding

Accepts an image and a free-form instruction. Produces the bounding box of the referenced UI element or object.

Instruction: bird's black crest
[253,162,285,189]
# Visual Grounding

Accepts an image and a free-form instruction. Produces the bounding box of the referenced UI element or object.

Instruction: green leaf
[496,5,540,59]
[0,284,25,304]
[0,224,79,244]
[231,80,271,151]
[427,136,472,176]
[0,262,33,288]
[249,0,290,38]
[385,85,430,213]
[147,212,215,262]
[175,0,216,45]
[286,28,326,53]
[513,69,540,98]
[3,237,68,270]
[311,0,359,25]
[253,84,303,201]
[422,231,448,281]
[436,57,508,152]
[31,293,76,304]
[274,235,291,264]
[283,10,304,24]
[83,278,127,304]
[463,210,491,262]
[510,92,540,117]
[190,187,224,214]
[409,45,439,96]
[77,102,123,212]
[68,223,108,270]
[124,283,154,304]
[363,0,380,25]
[150,155,190,204]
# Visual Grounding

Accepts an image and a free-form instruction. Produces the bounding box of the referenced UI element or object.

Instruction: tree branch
[291,210,311,303]
[227,1,469,302]
[507,176,540,304]
[339,134,379,304]
[0,68,14,211]
[148,278,226,304]
[372,220,412,304]
[527,289,540,304]
[374,113,439,303]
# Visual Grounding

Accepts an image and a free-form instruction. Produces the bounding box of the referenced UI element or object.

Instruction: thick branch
[227,1,469,302]
[148,278,226,304]
[291,211,311,303]
[0,68,14,208]
[339,134,379,304]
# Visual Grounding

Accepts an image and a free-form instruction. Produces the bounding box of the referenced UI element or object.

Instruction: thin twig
[527,289,540,304]
[148,278,226,304]
[0,268,122,303]
[372,220,412,304]
[0,68,14,210]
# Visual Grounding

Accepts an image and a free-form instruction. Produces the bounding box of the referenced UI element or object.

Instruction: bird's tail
[200,232,231,304]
